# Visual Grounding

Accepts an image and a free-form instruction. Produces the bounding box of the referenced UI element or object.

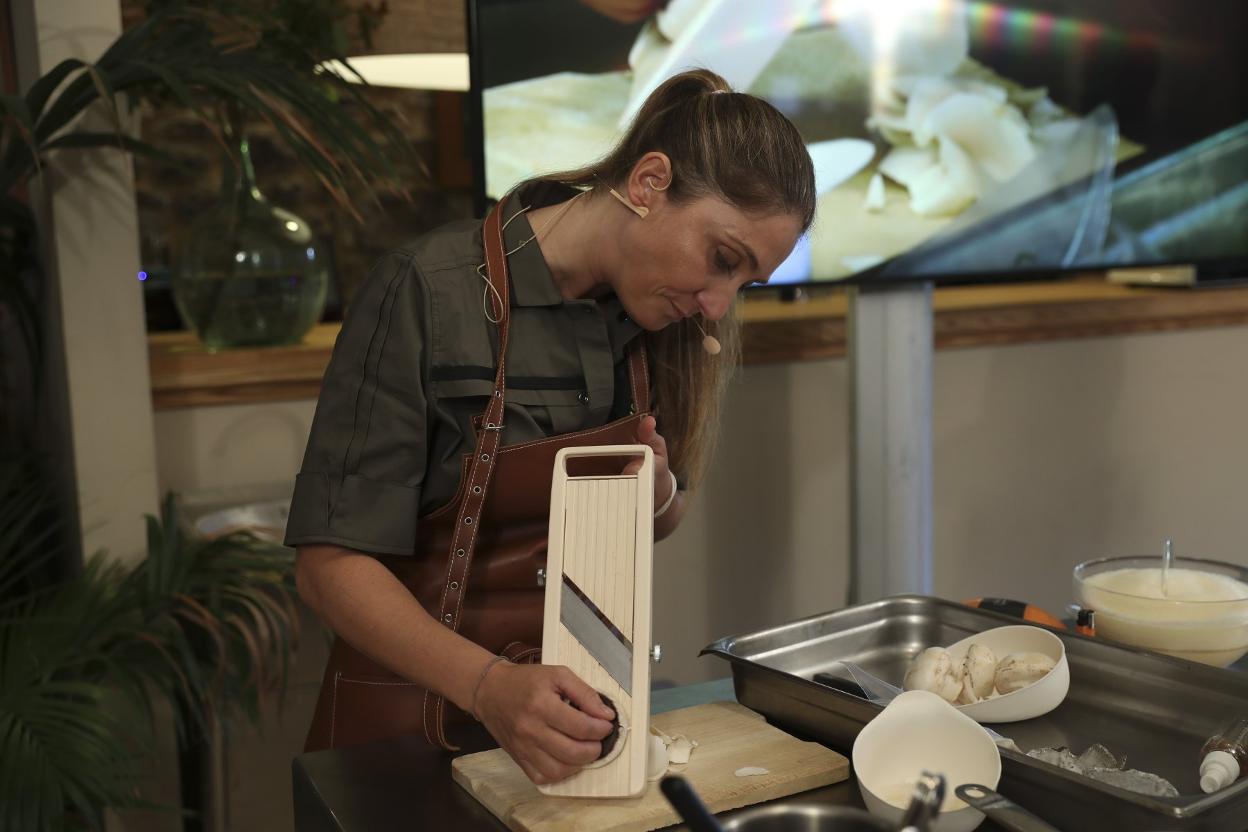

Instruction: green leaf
[83,65,121,138]
[0,459,60,609]
[0,93,41,179]
[24,58,86,120]
[28,70,96,145]
[126,58,211,125]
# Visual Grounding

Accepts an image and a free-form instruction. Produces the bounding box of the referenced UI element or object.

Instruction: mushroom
[994,652,1056,694]
[957,643,998,704]
[903,646,963,703]
[645,730,669,781]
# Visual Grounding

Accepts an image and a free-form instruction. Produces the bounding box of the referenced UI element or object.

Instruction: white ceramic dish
[945,625,1070,723]
[853,690,1001,832]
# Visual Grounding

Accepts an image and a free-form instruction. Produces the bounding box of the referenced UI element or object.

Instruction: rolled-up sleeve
[284,252,431,556]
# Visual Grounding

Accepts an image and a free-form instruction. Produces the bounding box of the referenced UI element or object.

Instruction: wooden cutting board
[451,701,849,832]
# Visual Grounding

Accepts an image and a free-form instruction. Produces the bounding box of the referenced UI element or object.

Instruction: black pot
[720,802,894,832]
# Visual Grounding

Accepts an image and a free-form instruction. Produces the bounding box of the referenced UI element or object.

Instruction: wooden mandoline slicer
[539,445,655,798]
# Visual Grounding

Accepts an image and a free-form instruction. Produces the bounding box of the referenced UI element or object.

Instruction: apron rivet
[457,548,466,556]
[443,614,452,623]
[481,453,490,461]
[464,517,473,525]
[473,486,482,494]
[450,581,459,590]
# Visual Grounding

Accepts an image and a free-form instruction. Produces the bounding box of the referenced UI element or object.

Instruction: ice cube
[1086,767,1179,798]
[1075,743,1123,773]
[1029,742,1178,798]
[1027,747,1081,772]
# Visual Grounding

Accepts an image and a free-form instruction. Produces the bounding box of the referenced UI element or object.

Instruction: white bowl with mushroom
[903,625,1069,723]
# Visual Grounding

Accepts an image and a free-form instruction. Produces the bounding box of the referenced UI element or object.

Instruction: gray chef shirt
[284,182,646,557]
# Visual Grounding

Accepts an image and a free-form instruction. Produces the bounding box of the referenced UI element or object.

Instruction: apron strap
[626,338,650,415]
[424,198,512,749]
[423,197,652,749]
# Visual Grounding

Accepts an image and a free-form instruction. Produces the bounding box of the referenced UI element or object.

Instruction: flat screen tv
[468,0,1248,286]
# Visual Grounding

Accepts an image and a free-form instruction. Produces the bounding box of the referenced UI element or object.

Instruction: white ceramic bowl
[853,690,1001,832]
[944,625,1070,723]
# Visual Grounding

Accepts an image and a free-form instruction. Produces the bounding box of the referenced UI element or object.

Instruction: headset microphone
[693,316,721,355]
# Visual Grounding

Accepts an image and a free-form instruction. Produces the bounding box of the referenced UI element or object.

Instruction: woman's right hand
[474,662,617,785]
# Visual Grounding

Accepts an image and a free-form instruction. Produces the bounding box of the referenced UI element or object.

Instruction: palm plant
[0,490,299,831]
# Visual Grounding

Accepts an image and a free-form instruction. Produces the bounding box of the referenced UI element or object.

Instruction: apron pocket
[329,671,426,749]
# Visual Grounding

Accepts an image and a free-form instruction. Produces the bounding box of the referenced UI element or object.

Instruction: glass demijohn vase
[173,137,329,349]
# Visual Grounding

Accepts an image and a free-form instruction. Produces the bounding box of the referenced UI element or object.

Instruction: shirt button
[578,392,590,404]
[618,311,630,323]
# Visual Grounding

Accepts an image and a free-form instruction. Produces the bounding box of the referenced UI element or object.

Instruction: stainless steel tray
[702,595,1248,832]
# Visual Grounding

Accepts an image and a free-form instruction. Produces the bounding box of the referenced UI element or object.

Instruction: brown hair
[544,69,815,490]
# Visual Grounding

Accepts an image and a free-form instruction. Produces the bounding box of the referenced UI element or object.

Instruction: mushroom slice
[646,730,669,781]
[864,172,887,213]
[907,137,978,217]
[922,92,1036,182]
[878,147,938,189]
[667,734,698,765]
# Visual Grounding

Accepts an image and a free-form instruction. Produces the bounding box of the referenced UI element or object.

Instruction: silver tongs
[898,770,944,831]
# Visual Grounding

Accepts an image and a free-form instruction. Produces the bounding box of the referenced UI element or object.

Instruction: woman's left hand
[623,415,675,511]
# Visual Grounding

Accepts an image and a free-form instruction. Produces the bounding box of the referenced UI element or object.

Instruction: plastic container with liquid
[1199,717,1248,794]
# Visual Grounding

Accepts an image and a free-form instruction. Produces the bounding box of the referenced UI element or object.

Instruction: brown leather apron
[304,198,651,753]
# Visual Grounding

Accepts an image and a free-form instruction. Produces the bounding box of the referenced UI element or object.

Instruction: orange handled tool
[961,597,1067,630]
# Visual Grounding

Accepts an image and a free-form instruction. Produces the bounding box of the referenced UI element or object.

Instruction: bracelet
[654,469,679,519]
[469,655,508,721]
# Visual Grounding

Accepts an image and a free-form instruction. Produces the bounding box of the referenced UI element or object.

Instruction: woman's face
[611,194,803,331]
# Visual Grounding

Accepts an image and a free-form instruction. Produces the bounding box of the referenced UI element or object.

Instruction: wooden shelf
[149,325,341,410]
[150,278,1248,410]
[741,278,1248,365]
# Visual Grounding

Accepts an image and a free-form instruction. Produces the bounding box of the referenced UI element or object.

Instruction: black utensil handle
[812,671,871,699]
[660,775,725,832]
[955,784,1063,832]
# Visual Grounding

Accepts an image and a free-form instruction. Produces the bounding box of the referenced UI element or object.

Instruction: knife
[560,574,633,695]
